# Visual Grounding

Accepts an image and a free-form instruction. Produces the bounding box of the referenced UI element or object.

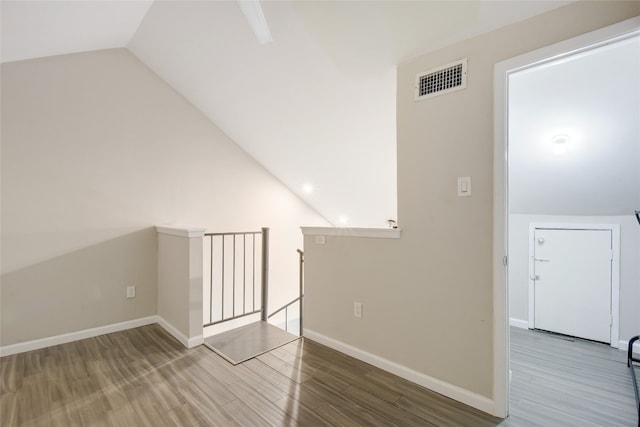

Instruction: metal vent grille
[415,58,467,100]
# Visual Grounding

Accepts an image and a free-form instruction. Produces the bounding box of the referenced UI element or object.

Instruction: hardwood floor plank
[301,378,397,426]
[272,394,330,426]
[227,363,290,403]
[311,368,358,394]
[510,397,605,427]
[226,379,295,425]
[1,354,24,395]
[172,380,240,427]
[59,343,90,381]
[65,376,108,416]
[105,401,144,427]
[256,350,315,383]
[98,382,131,414]
[326,364,401,403]
[89,353,144,391]
[274,378,329,411]
[125,381,182,427]
[166,402,210,427]
[22,351,41,380]
[54,395,110,427]
[0,391,18,426]
[2,324,637,426]
[129,399,178,427]
[340,384,438,427]
[156,360,234,407]
[360,366,499,426]
[186,346,240,386]
[510,374,635,426]
[507,327,638,426]
[15,373,52,425]
[243,357,304,395]
[221,398,272,427]
[395,393,499,427]
[312,402,363,427]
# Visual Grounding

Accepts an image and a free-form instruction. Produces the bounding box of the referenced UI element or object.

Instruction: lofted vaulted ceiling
[1,1,573,226]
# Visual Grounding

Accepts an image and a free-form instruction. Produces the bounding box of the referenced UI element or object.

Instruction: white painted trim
[495,17,640,78]
[494,16,640,417]
[303,329,496,416]
[509,318,529,329]
[619,339,640,353]
[493,34,510,419]
[527,225,535,328]
[527,223,621,347]
[301,227,401,239]
[155,316,203,348]
[0,316,157,357]
[188,335,204,348]
[156,225,206,238]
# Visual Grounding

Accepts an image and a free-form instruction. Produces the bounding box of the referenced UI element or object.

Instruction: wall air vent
[415,58,467,100]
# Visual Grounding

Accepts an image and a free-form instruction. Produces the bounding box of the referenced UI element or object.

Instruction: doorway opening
[493,17,640,418]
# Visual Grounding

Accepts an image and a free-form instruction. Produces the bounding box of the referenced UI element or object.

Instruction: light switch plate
[457,176,471,197]
[354,302,362,318]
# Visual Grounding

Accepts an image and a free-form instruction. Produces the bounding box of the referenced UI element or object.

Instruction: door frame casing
[493,16,640,418]
[527,223,620,347]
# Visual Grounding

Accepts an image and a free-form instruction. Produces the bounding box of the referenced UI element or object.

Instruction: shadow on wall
[0,227,157,347]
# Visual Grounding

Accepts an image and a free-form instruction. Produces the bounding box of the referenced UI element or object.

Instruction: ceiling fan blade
[237,0,272,44]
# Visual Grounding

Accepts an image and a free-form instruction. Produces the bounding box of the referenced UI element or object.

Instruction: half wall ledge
[301,227,401,239]
[156,225,205,348]
[156,225,206,238]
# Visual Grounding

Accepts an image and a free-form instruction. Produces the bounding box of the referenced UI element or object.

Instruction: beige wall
[304,0,640,408]
[156,230,205,345]
[157,233,190,337]
[1,49,328,346]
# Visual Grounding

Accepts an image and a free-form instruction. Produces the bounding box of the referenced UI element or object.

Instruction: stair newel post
[261,227,269,321]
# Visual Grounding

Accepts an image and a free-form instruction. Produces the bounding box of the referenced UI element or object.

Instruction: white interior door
[533,228,612,343]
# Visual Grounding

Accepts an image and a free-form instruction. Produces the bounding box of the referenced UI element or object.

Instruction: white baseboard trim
[0,316,157,357]
[619,339,640,352]
[509,318,529,329]
[508,319,630,351]
[303,329,496,416]
[156,316,203,348]
[188,335,204,348]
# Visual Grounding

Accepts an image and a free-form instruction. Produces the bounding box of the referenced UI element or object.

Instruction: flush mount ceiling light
[302,183,314,194]
[237,0,272,44]
[552,134,571,155]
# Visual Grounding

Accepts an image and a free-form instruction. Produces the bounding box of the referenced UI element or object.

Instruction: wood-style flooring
[1,324,637,426]
[505,327,637,427]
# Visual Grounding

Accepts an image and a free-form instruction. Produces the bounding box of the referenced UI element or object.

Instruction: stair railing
[204,228,304,336]
[203,227,269,327]
[267,249,304,336]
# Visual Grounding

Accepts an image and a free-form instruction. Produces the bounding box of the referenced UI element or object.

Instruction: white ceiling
[1,0,573,226]
[0,1,153,63]
[509,36,640,216]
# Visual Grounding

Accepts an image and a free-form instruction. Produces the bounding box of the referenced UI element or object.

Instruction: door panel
[533,228,612,343]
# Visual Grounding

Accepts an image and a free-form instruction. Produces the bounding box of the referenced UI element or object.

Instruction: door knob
[530,274,540,280]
